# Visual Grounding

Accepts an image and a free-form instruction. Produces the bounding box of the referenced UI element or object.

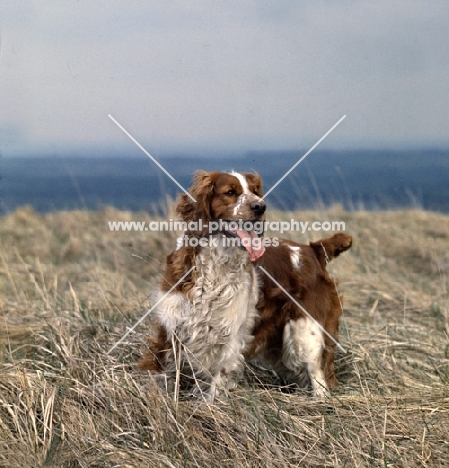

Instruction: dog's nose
[250,200,266,216]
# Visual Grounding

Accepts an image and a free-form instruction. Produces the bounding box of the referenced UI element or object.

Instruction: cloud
[1,1,448,156]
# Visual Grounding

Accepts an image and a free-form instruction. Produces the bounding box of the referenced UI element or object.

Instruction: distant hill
[1,149,448,213]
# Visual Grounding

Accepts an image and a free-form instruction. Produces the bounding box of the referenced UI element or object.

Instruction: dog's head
[177,171,265,224]
[176,171,266,260]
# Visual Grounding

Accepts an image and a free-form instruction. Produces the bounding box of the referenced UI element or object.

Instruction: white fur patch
[282,317,327,397]
[230,171,250,216]
[230,171,250,194]
[289,246,302,270]
[155,291,191,333]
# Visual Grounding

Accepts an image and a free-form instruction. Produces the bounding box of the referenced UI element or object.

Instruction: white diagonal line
[107,265,196,354]
[108,114,196,202]
[261,115,346,201]
[258,266,347,353]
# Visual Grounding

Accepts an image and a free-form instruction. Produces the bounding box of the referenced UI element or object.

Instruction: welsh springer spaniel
[139,171,266,401]
[247,233,352,396]
[140,170,352,399]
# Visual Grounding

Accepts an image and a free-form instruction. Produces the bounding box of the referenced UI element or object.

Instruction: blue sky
[1,1,449,157]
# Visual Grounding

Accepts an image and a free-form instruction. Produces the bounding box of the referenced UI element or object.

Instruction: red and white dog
[139,171,266,401]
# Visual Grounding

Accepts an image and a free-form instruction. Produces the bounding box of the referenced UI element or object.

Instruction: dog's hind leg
[282,318,328,397]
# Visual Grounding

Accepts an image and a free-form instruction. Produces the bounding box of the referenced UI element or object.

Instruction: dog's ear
[176,171,219,223]
[310,233,352,266]
[176,193,197,223]
[243,172,263,196]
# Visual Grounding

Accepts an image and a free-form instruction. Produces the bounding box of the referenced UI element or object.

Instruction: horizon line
[3,144,449,159]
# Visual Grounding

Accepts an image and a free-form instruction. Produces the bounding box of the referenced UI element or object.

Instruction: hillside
[1,205,448,467]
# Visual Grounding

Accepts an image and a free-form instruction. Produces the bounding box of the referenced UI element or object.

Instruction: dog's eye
[226,190,236,196]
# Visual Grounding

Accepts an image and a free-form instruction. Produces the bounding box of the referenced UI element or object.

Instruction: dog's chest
[190,244,255,329]
[157,243,258,350]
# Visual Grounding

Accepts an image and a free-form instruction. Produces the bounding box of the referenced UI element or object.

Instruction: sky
[1,1,449,157]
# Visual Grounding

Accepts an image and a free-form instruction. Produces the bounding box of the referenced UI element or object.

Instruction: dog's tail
[310,233,352,267]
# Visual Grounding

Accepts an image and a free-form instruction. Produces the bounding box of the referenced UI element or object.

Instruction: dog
[139,170,267,401]
[245,233,353,396]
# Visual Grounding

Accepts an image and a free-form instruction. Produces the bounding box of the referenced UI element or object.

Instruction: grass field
[1,204,448,467]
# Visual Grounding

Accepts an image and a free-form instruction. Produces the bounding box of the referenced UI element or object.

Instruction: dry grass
[1,204,449,467]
